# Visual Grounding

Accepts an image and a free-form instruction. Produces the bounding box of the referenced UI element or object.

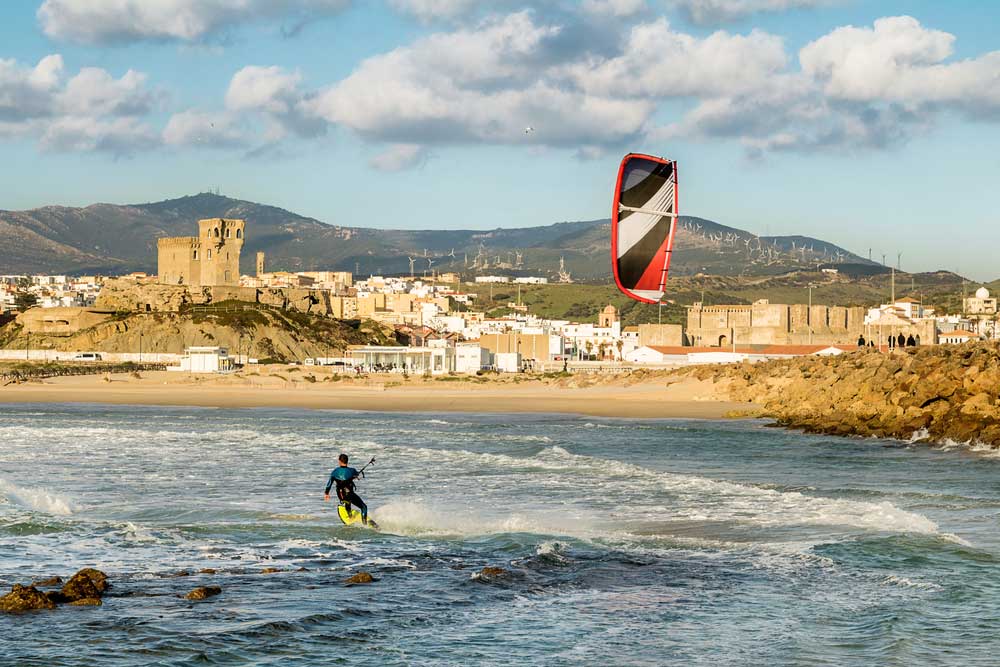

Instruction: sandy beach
[0,369,749,419]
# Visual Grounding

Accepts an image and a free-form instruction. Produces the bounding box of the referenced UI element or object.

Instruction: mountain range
[0,193,875,279]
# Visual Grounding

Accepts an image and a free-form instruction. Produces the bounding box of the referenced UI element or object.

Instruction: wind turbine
[407,257,416,278]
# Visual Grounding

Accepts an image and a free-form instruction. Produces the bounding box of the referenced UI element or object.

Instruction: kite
[610,153,678,304]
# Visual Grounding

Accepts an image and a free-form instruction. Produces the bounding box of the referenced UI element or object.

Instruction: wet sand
[0,371,749,419]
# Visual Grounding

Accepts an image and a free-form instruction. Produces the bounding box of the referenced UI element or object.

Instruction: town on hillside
[2,218,997,374]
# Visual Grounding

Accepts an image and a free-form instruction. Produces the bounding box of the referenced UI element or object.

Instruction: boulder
[344,572,374,585]
[60,568,109,603]
[1,584,57,612]
[184,586,222,601]
[477,566,508,578]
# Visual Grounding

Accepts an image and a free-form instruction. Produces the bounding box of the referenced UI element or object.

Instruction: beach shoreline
[0,370,750,420]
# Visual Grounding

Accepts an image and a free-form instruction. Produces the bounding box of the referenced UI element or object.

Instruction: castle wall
[687,302,870,347]
[157,237,199,287]
[157,218,244,287]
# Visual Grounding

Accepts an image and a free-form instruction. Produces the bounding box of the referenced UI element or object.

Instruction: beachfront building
[940,330,981,345]
[456,342,493,373]
[348,343,456,375]
[169,347,235,373]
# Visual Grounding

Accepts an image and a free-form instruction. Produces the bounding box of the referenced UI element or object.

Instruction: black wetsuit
[325,465,367,522]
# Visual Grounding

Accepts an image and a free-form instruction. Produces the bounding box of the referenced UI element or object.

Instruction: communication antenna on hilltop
[868,248,872,261]
[897,252,902,271]
[882,253,886,266]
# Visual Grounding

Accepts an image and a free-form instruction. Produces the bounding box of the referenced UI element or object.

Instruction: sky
[0,0,998,279]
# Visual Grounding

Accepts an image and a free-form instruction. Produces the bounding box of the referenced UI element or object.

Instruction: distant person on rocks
[324,453,369,526]
[858,335,866,347]
[907,335,917,347]
[898,333,906,348]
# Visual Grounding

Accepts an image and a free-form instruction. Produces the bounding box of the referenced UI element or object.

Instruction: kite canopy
[611,153,678,304]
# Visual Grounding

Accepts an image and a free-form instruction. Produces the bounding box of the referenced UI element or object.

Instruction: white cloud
[226,65,325,139]
[307,12,649,147]
[581,0,646,17]
[37,0,349,45]
[59,68,156,116]
[564,19,787,98]
[0,54,160,155]
[800,16,1000,111]
[0,55,64,121]
[369,143,429,171]
[671,0,832,25]
[39,116,159,154]
[163,110,246,148]
[389,0,480,21]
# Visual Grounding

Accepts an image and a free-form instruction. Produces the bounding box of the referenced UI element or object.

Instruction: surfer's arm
[324,472,336,499]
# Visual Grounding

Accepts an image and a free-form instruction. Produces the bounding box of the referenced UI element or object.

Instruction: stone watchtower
[157,218,245,287]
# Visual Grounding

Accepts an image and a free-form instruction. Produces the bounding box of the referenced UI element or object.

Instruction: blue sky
[1,0,998,279]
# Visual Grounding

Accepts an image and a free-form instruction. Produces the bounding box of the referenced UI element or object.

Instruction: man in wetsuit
[324,453,368,525]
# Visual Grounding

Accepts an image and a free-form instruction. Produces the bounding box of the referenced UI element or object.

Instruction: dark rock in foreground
[1,584,57,612]
[345,572,374,585]
[60,568,109,603]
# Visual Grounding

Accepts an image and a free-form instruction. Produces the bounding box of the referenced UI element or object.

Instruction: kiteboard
[337,503,378,529]
[611,153,679,304]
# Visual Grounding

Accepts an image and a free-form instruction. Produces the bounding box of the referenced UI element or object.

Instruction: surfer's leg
[346,492,368,523]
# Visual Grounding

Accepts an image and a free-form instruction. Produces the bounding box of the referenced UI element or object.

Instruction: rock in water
[345,572,374,585]
[1,584,57,612]
[185,586,222,601]
[60,568,109,603]
[32,576,63,587]
[69,598,103,607]
[479,567,507,577]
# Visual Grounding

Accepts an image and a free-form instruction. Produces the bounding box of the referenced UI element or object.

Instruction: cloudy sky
[2,1,998,278]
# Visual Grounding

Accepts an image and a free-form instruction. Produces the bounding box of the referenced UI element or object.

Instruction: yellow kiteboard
[337,503,378,529]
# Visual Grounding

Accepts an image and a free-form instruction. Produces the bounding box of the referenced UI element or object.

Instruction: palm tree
[616,339,624,360]
[584,341,593,360]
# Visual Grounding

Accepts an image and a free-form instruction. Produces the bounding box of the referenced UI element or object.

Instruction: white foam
[373,500,604,541]
[0,478,75,516]
[373,443,945,539]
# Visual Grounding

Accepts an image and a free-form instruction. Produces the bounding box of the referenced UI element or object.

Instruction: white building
[475,276,510,284]
[495,352,521,373]
[169,347,235,373]
[940,330,981,345]
[513,277,548,284]
[456,343,492,373]
[348,345,455,375]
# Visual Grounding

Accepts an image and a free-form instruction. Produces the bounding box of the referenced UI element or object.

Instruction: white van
[73,352,103,362]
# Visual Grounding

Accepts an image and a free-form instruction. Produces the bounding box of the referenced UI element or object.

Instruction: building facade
[687,300,867,347]
[157,218,245,287]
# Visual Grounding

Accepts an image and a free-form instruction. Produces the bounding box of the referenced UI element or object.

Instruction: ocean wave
[0,478,75,516]
[370,443,944,539]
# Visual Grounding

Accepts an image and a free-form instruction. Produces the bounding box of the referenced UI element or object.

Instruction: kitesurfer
[324,453,369,525]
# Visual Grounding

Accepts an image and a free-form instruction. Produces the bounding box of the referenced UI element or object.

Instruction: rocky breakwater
[685,343,1000,446]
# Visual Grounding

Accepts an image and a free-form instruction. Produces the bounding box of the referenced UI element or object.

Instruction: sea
[2,403,1000,666]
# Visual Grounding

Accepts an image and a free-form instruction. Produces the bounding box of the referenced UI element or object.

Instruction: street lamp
[138,331,143,364]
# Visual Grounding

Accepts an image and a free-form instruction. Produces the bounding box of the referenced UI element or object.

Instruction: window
[226,228,231,238]
[214,228,220,238]
[207,249,212,259]
[236,228,242,239]
[193,250,198,259]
